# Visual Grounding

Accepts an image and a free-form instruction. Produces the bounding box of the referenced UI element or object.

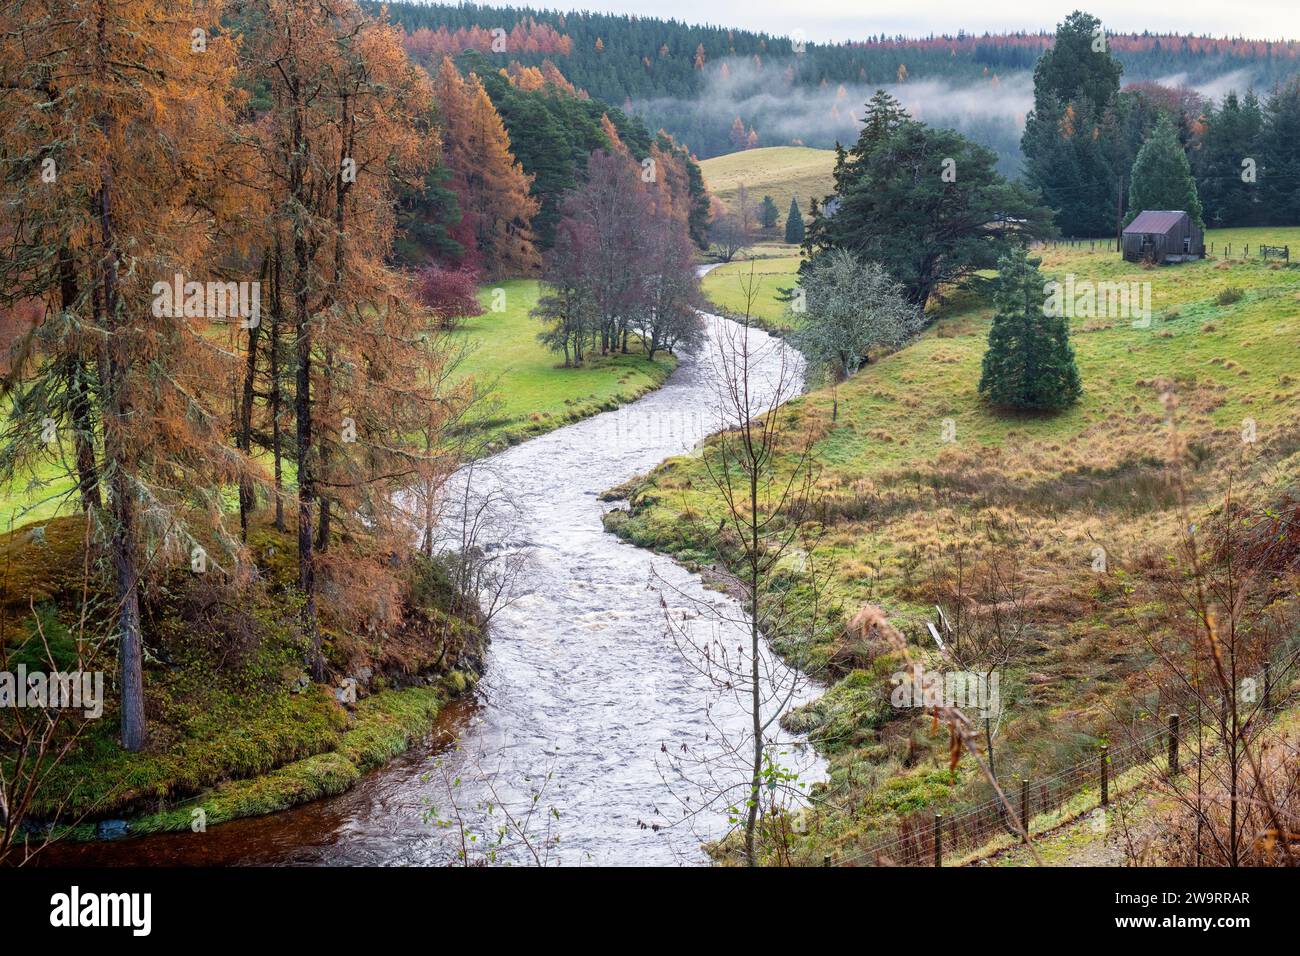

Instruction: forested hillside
[376,2,1300,162]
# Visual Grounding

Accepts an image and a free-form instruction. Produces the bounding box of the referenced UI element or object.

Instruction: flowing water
[44,296,825,867]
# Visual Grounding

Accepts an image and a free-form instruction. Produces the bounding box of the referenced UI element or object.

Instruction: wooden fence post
[985,717,995,778]
[1021,778,1030,841]
[1100,744,1109,806]
[933,813,942,867]
[1168,714,1180,776]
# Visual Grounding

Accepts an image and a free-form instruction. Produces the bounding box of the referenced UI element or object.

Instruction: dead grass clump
[1150,729,1300,866]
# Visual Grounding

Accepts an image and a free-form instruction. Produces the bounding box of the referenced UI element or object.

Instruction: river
[43,296,825,866]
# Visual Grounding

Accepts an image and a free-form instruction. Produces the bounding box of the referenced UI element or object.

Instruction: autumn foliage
[431,58,540,277]
[0,0,476,751]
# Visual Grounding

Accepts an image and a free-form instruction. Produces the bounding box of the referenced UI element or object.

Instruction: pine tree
[758,195,779,229]
[784,197,804,244]
[1127,115,1203,227]
[1195,92,1265,227]
[1262,79,1300,226]
[806,97,1054,308]
[979,251,1082,412]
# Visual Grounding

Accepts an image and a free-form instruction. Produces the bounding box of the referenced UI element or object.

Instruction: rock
[290,672,311,694]
[97,819,129,840]
[335,679,359,707]
[340,671,369,700]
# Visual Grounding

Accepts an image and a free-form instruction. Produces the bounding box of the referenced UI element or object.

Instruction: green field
[1,445,75,531]
[609,226,1300,861]
[700,256,804,330]
[451,279,677,446]
[699,146,836,225]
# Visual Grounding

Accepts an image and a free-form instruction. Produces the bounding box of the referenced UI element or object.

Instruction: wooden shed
[1122,210,1203,263]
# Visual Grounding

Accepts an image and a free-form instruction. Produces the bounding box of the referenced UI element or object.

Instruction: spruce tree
[1020,11,1125,237]
[1263,79,1300,226]
[759,195,779,229]
[979,251,1082,412]
[784,197,804,244]
[1127,115,1203,228]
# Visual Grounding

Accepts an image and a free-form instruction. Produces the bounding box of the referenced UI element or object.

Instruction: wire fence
[829,639,1300,868]
[1032,236,1296,262]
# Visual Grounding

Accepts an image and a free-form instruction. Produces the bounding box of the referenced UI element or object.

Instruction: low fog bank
[633,55,1269,174]
[633,60,1031,174]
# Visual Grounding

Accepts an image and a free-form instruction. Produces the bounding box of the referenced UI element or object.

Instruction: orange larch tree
[432,57,539,277]
[0,0,257,750]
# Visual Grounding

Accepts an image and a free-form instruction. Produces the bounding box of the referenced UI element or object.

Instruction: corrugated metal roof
[1123,210,1189,234]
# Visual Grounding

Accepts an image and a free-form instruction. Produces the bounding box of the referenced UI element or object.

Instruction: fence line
[1031,236,1296,263]
[828,640,1300,867]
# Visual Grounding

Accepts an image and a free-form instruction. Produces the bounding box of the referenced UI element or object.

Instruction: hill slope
[700,147,835,222]
[609,227,1300,863]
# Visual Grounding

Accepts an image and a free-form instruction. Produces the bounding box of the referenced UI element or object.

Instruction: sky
[533,1,1300,43]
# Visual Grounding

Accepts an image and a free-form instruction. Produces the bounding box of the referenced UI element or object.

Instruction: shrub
[416,264,483,330]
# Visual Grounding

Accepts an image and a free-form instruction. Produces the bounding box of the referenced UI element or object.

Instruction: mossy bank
[1,515,488,844]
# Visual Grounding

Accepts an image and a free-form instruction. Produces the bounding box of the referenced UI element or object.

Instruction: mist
[632,57,1033,174]
[1153,68,1259,101]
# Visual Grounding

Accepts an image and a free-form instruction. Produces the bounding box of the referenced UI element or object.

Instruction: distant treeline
[374,3,1300,160]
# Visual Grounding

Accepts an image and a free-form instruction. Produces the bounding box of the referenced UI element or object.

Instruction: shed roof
[1124,210,1189,234]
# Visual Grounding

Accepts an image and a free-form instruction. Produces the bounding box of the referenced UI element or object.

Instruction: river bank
[2,515,488,853]
[594,235,1300,863]
[28,308,824,866]
[453,279,679,452]
[8,283,690,857]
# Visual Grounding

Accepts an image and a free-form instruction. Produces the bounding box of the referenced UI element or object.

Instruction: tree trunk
[295,278,320,679]
[744,459,762,866]
[316,96,353,556]
[315,346,332,554]
[421,433,435,557]
[288,69,322,680]
[270,248,285,532]
[70,360,100,514]
[238,264,264,540]
[111,464,145,752]
[57,251,101,513]
[98,168,145,752]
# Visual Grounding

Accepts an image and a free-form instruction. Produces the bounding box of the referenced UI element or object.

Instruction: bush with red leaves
[416,264,484,331]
